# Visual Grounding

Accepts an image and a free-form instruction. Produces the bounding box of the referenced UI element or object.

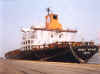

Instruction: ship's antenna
[47,8,50,15]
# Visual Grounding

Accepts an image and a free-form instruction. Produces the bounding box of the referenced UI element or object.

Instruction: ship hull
[5,44,98,63]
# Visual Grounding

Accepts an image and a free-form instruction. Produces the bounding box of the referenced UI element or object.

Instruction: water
[88,52,100,64]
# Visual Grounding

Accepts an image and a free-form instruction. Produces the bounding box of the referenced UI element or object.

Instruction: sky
[0,0,100,57]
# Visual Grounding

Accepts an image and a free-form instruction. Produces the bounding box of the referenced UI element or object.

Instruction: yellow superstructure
[45,12,62,30]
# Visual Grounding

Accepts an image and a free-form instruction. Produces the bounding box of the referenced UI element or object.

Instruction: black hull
[5,45,98,63]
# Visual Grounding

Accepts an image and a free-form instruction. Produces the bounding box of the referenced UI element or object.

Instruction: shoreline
[0,59,100,74]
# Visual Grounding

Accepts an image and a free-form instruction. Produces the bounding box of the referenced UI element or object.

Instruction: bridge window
[53,15,57,19]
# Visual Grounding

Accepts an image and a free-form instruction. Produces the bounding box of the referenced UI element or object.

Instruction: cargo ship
[5,8,98,63]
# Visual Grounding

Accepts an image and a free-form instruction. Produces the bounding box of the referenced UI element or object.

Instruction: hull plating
[5,44,98,63]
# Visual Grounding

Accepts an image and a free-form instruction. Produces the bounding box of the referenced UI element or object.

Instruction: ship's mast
[47,8,50,15]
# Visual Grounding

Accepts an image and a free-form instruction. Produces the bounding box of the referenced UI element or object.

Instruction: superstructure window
[25,47,27,50]
[53,15,57,19]
[51,34,53,38]
[28,40,30,44]
[23,42,25,44]
[59,35,62,38]
[59,33,63,38]
[26,41,27,44]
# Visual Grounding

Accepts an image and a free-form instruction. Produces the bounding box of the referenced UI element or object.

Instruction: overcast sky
[0,0,100,57]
